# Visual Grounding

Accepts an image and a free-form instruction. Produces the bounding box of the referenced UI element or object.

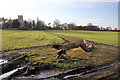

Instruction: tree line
[0,17,119,31]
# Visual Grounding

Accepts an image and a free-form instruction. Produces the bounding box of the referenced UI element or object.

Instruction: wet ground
[11,60,119,80]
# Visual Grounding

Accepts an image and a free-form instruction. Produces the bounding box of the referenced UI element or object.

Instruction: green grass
[2,30,64,51]
[2,29,118,76]
[50,30,119,46]
[2,30,118,51]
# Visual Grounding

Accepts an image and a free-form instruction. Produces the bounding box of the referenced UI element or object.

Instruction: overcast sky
[0,0,119,28]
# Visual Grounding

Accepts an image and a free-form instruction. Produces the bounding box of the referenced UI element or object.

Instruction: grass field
[2,30,118,52]
[50,30,119,46]
[2,30,64,51]
[2,30,119,78]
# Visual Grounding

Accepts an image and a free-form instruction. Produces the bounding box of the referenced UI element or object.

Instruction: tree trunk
[53,39,96,58]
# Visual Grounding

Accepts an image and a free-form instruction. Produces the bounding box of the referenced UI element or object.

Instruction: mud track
[56,35,69,43]
[41,36,45,41]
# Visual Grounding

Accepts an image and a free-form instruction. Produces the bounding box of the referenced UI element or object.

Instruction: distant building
[18,15,24,28]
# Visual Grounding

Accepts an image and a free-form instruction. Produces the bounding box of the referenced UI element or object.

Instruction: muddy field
[0,32,119,80]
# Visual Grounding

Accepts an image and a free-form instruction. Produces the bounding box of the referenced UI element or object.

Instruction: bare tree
[36,17,46,30]
[53,19,61,29]
[106,27,112,31]
[48,23,51,27]
[85,23,99,31]
[68,22,76,30]
[100,27,105,31]
[87,23,93,26]
[61,23,68,30]
[32,20,36,29]
[113,27,118,31]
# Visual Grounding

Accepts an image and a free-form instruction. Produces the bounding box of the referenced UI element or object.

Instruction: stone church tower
[18,15,24,28]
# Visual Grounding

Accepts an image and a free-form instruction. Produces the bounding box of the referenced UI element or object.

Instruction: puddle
[19,69,61,79]
[0,59,8,65]
[97,61,118,70]
[12,77,60,80]
[0,67,22,80]
[63,61,118,79]
[44,77,60,80]
[35,70,61,78]
[64,73,82,79]
[13,69,61,80]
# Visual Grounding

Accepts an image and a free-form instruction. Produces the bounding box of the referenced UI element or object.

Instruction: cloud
[82,18,103,23]
[43,0,119,3]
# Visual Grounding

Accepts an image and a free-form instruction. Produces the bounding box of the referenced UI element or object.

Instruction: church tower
[18,15,24,28]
